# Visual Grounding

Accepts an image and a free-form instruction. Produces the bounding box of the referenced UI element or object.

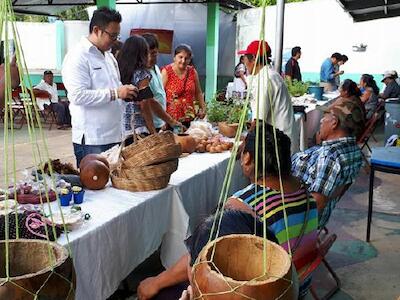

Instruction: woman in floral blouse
[161,44,206,127]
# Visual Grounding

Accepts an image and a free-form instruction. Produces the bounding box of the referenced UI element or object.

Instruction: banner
[130,28,174,54]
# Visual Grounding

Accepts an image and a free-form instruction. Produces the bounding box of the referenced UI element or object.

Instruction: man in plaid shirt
[292,98,365,227]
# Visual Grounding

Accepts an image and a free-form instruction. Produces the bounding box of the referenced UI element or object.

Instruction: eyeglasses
[102,29,120,41]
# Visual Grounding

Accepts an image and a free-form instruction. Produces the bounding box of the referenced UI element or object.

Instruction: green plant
[285,79,309,97]
[207,98,229,123]
[207,95,249,124]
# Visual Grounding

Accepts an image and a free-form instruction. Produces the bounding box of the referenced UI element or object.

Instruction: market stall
[51,151,247,300]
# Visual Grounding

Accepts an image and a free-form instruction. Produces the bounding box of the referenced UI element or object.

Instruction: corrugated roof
[12,0,252,16]
[338,0,400,22]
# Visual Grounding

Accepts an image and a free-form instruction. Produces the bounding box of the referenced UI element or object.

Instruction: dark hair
[331,52,342,60]
[111,40,123,58]
[340,54,348,62]
[187,210,278,266]
[117,35,149,85]
[89,7,122,33]
[43,70,53,75]
[174,44,192,58]
[341,79,361,97]
[234,55,246,76]
[291,46,301,57]
[142,33,159,50]
[361,74,379,95]
[245,52,271,66]
[243,123,292,177]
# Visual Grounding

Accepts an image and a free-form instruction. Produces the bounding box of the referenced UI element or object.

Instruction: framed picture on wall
[130,29,174,54]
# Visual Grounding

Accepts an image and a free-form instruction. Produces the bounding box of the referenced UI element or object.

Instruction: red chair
[297,183,350,299]
[9,87,27,129]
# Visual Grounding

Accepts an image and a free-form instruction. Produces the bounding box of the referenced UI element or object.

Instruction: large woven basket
[121,158,178,180]
[123,143,182,168]
[111,170,171,192]
[121,131,176,160]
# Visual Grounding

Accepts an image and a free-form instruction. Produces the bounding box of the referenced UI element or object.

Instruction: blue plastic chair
[367,147,400,242]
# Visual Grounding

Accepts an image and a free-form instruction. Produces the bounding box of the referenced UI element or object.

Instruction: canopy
[338,0,400,22]
[12,0,251,16]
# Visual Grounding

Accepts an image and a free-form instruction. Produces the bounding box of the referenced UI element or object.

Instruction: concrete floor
[1,124,399,300]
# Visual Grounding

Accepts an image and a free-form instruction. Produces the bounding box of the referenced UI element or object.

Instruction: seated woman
[137,124,318,300]
[359,74,379,119]
[336,79,365,115]
[117,35,183,143]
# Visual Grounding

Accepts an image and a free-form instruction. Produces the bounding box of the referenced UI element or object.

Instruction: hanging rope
[1,0,75,297]
[191,0,296,298]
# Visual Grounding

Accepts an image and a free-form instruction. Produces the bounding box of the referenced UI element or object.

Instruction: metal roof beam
[341,0,399,11]
[13,2,95,6]
[352,6,400,21]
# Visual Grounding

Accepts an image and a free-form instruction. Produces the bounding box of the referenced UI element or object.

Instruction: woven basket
[121,158,178,180]
[123,143,182,168]
[111,170,171,192]
[121,131,176,160]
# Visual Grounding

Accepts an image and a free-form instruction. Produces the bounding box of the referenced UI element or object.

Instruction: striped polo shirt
[231,183,318,270]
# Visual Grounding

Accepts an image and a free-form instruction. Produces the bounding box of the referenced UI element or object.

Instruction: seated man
[292,99,365,228]
[380,70,400,100]
[33,70,71,129]
[138,124,317,299]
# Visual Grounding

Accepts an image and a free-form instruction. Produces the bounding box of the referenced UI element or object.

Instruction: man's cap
[238,40,271,57]
[43,70,53,75]
[317,98,365,138]
[382,70,397,82]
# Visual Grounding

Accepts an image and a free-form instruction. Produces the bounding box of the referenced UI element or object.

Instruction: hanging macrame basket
[192,234,296,300]
[0,239,75,299]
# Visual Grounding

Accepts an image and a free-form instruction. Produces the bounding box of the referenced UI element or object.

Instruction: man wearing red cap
[238,40,294,145]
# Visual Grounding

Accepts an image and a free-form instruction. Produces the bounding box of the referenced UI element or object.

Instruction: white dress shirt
[62,37,123,145]
[34,80,59,111]
[248,65,295,142]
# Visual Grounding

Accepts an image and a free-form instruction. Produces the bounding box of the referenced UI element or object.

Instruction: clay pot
[218,122,239,138]
[192,234,296,300]
[80,160,110,190]
[0,239,75,300]
[79,153,110,170]
[174,133,197,154]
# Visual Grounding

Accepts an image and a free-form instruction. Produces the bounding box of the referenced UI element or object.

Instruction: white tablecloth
[54,151,247,300]
[292,91,339,151]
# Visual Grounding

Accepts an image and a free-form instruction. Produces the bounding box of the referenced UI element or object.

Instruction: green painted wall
[205,3,219,102]
[302,72,385,91]
[55,20,65,70]
[96,0,116,9]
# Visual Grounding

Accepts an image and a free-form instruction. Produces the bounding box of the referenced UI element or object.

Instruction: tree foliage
[14,5,89,22]
[244,0,305,6]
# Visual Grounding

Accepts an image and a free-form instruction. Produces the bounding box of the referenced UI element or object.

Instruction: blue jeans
[73,141,119,168]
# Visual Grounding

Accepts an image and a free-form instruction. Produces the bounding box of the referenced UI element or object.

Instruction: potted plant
[284,79,309,97]
[207,95,248,138]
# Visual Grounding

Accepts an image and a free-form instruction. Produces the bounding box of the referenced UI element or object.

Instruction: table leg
[366,166,375,242]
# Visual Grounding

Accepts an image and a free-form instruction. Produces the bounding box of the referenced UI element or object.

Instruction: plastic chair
[10,87,27,129]
[367,147,400,242]
[33,89,58,130]
[357,104,385,167]
[298,183,350,299]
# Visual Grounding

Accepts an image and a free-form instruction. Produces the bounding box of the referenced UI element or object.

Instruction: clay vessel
[192,234,296,300]
[218,122,239,138]
[174,133,197,154]
[0,239,75,299]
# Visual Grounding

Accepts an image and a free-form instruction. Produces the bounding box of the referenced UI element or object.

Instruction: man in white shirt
[34,70,71,129]
[62,7,137,166]
[238,40,295,144]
